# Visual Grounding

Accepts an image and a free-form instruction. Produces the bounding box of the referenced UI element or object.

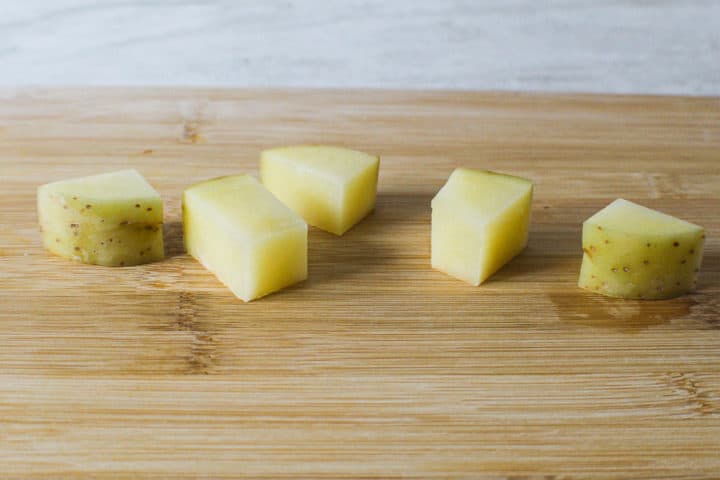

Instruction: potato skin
[578,221,704,300]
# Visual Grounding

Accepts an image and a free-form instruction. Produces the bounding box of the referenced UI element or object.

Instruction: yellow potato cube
[183,175,307,302]
[37,169,164,266]
[578,199,705,299]
[260,145,379,235]
[431,168,533,285]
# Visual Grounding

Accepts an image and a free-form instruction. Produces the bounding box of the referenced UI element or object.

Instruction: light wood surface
[1,88,719,479]
[3,1,720,95]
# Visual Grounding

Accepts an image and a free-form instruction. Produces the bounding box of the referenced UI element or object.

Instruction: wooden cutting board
[1,88,719,479]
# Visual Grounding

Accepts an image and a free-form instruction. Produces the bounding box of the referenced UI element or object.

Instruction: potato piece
[183,175,307,302]
[260,145,379,235]
[578,199,705,299]
[431,168,533,285]
[37,169,164,266]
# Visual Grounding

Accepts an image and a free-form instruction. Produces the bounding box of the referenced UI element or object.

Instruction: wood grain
[0,88,719,479]
[2,1,720,95]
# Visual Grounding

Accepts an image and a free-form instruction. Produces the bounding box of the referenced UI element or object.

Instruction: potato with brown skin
[38,170,164,267]
[578,199,704,299]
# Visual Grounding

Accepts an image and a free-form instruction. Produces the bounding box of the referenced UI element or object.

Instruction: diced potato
[183,175,307,302]
[260,145,379,235]
[431,168,533,285]
[37,169,164,266]
[578,199,705,299]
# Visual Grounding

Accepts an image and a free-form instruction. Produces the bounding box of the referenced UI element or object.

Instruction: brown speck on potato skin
[597,225,602,231]
[689,249,695,254]
[623,266,630,272]
[643,259,649,265]
[611,267,618,273]
[146,207,152,212]
[120,221,128,226]
[86,204,91,209]
[590,245,596,252]
[139,251,144,256]
[108,238,113,243]
[646,242,651,247]
[676,281,681,286]
[63,205,68,210]
[681,259,686,264]
[72,196,77,200]
[673,241,679,247]
[70,223,79,229]
[74,246,80,252]
[120,261,125,266]
[135,204,141,208]
[55,238,60,243]
[604,239,609,244]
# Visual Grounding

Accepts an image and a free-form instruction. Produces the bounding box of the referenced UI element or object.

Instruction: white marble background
[1,0,719,94]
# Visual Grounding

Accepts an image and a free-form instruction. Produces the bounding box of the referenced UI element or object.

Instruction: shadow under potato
[306,192,432,287]
[485,227,579,284]
[697,247,719,290]
[306,213,398,287]
[374,192,432,222]
[163,220,185,258]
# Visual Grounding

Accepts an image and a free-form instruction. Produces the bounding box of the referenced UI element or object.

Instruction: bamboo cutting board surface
[1,88,719,479]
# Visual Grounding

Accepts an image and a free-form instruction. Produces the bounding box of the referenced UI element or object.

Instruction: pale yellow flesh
[183,175,307,302]
[578,199,704,299]
[431,168,533,285]
[37,169,164,266]
[260,145,379,235]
